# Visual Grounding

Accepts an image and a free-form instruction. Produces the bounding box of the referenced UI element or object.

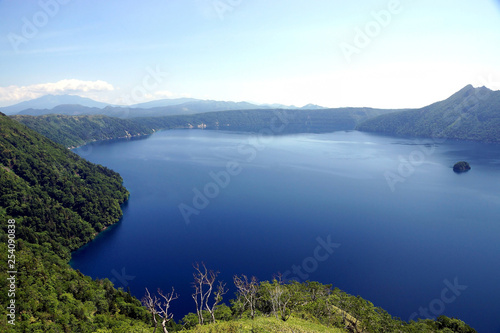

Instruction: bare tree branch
[157,287,179,333]
[191,262,226,325]
[142,288,159,333]
[142,287,178,333]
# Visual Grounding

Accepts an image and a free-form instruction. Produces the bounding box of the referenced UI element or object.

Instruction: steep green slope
[0,113,151,331]
[0,113,129,256]
[357,85,500,142]
[11,114,157,148]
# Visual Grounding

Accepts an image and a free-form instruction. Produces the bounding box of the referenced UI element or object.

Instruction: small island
[453,161,471,173]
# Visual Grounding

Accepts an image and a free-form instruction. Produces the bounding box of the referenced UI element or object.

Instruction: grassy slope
[187,316,346,333]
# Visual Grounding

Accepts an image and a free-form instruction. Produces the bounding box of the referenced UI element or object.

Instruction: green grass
[185,315,347,333]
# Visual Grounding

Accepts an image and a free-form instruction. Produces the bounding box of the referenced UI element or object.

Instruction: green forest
[11,114,157,148]
[0,112,151,332]
[0,112,478,332]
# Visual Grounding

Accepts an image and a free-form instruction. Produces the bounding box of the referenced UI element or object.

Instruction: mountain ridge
[1,95,329,117]
[0,94,112,114]
[356,85,500,142]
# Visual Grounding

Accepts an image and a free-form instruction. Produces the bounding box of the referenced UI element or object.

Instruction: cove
[70,129,500,332]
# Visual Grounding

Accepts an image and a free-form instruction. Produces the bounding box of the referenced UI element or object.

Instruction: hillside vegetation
[0,113,130,256]
[0,113,150,331]
[11,114,156,148]
[357,85,500,142]
[160,276,476,333]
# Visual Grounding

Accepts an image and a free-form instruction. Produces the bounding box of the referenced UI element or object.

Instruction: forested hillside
[0,113,129,256]
[11,114,157,148]
[357,85,500,142]
[0,113,151,331]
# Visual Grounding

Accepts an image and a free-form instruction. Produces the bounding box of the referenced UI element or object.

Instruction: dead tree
[142,287,178,333]
[191,262,227,325]
[142,288,159,333]
[157,287,179,333]
[233,274,258,319]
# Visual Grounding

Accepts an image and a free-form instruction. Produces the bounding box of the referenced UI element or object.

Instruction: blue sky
[0,0,499,108]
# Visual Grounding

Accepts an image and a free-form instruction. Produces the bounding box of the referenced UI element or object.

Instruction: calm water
[70,130,500,332]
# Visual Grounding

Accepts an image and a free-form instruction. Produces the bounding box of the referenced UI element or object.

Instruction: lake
[70,129,500,332]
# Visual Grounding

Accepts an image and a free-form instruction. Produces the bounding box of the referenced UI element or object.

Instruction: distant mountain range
[0,94,112,114]
[0,94,327,118]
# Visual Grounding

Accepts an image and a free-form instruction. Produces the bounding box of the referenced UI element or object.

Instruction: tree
[233,274,258,319]
[142,287,178,333]
[266,274,293,322]
[157,288,179,333]
[142,288,159,333]
[191,262,227,325]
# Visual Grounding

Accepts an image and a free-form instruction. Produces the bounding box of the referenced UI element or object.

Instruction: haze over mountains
[6,85,500,148]
[0,94,327,118]
[0,94,112,114]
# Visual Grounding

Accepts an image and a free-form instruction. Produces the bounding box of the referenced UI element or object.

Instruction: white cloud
[154,90,175,98]
[0,79,115,104]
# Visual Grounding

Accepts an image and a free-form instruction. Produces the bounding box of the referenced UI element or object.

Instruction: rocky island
[453,161,471,173]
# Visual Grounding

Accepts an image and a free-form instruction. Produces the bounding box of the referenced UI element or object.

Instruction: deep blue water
[70,130,500,332]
